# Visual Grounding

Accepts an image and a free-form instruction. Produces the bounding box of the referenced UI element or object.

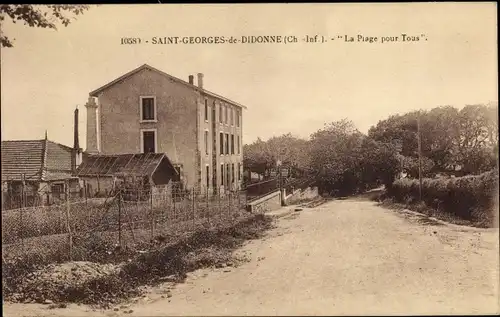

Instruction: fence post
[118,189,122,248]
[218,189,221,218]
[150,186,155,242]
[137,186,141,231]
[173,188,176,222]
[192,190,196,230]
[83,180,88,207]
[206,191,210,225]
[8,178,12,210]
[20,174,25,209]
[20,174,25,249]
[229,190,232,219]
[238,190,240,210]
[65,180,73,261]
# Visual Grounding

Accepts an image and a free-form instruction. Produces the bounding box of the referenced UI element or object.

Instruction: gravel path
[4,198,499,316]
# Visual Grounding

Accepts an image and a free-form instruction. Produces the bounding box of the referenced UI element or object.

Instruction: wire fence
[2,182,250,267]
[2,173,316,269]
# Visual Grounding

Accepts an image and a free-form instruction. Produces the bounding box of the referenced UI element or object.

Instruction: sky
[1,3,497,150]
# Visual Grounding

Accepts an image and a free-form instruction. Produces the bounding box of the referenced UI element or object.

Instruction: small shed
[75,153,179,199]
[1,139,81,209]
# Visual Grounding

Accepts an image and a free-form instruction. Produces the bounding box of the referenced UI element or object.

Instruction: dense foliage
[244,103,498,197]
[244,120,401,195]
[369,103,498,176]
[387,169,498,227]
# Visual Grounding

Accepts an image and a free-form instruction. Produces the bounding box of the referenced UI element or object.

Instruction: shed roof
[75,152,178,178]
[89,64,247,109]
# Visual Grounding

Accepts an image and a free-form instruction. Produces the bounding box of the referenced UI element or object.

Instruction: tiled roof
[1,140,45,181]
[89,64,247,109]
[45,141,73,171]
[1,139,75,182]
[76,152,177,177]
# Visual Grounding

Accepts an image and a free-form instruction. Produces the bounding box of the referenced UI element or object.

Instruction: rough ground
[4,197,499,316]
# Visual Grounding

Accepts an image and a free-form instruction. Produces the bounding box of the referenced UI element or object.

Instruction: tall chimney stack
[85,96,99,154]
[71,106,82,173]
[188,75,194,85]
[197,73,204,89]
[74,106,80,150]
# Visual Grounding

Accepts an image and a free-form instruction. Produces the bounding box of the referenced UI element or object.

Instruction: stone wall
[285,187,319,205]
[247,190,282,213]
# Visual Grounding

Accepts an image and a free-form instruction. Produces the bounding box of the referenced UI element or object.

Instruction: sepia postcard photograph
[1,3,499,316]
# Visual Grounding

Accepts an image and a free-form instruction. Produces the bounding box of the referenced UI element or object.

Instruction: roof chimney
[188,75,194,85]
[197,73,204,89]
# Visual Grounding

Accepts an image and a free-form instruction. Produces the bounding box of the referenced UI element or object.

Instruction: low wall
[285,187,319,205]
[247,190,282,213]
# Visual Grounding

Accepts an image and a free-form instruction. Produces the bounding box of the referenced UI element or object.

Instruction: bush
[387,169,498,227]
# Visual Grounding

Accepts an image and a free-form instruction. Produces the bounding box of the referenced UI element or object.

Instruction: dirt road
[4,198,499,316]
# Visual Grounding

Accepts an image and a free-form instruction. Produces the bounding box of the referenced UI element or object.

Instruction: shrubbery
[387,169,499,227]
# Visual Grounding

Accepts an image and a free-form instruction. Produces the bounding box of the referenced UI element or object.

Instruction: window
[173,164,183,182]
[230,107,233,125]
[204,131,209,155]
[232,163,235,183]
[204,99,208,121]
[141,129,157,153]
[226,164,230,187]
[212,166,217,189]
[236,109,240,127]
[225,105,228,124]
[219,104,223,123]
[51,183,64,199]
[140,96,156,121]
[221,163,224,186]
[237,135,240,154]
[238,162,241,181]
[231,134,235,154]
[212,101,216,121]
[206,165,210,190]
[221,133,225,154]
[225,133,229,155]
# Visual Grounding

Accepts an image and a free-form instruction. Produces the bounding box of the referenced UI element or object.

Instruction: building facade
[85,64,245,194]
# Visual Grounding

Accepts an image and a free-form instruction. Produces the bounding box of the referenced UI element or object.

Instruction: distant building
[1,108,83,209]
[84,64,246,195]
[1,139,80,209]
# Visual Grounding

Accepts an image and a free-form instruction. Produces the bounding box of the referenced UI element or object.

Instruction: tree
[418,106,460,171]
[309,119,402,195]
[243,138,272,180]
[401,155,435,178]
[455,104,497,174]
[369,104,498,175]
[1,5,90,47]
[264,133,310,172]
[357,138,402,188]
[368,111,421,158]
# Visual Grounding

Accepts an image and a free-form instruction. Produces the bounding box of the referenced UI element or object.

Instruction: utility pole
[277,160,284,206]
[417,112,423,202]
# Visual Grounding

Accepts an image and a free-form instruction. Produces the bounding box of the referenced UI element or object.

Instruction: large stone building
[85,64,246,194]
